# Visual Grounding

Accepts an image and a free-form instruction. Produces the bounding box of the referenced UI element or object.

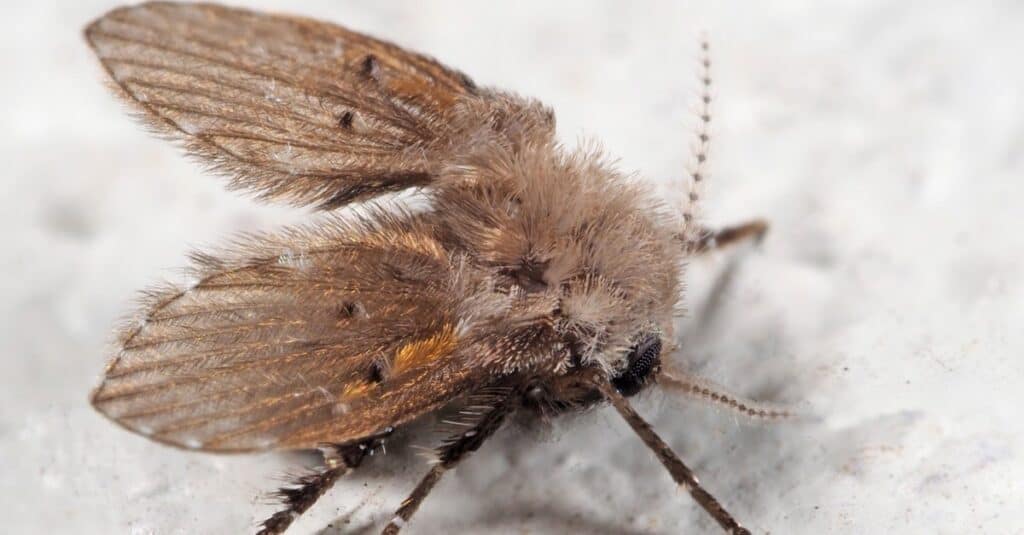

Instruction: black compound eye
[611,333,662,396]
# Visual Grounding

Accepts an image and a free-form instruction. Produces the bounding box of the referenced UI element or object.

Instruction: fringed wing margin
[92,210,494,452]
[84,2,554,209]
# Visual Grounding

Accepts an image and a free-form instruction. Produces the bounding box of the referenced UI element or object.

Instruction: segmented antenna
[660,370,793,421]
[681,35,714,249]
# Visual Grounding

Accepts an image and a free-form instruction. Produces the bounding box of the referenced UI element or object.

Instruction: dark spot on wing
[367,361,385,384]
[337,111,354,129]
[337,301,360,318]
[360,54,380,80]
[457,71,478,93]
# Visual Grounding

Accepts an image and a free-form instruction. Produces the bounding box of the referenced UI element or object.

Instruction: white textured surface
[3,1,1023,533]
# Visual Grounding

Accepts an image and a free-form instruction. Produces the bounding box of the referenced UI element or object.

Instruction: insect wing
[84,1,481,209]
[92,214,484,451]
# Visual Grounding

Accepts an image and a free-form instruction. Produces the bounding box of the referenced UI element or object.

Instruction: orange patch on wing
[341,380,374,400]
[388,77,459,109]
[392,324,458,375]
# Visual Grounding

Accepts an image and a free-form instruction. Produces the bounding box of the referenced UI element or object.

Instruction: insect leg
[381,390,516,534]
[257,429,393,535]
[596,378,751,535]
[687,220,769,255]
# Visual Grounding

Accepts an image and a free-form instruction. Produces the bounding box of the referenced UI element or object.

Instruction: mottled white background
[3,1,1023,534]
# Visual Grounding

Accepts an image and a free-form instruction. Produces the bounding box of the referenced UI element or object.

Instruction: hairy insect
[86,3,788,533]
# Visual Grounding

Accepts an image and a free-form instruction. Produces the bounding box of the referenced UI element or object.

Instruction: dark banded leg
[690,219,769,255]
[257,429,392,535]
[380,464,444,535]
[597,380,751,535]
[381,392,516,534]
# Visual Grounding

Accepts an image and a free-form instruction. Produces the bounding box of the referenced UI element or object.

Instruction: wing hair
[84,2,553,209]
[91,209,494,452]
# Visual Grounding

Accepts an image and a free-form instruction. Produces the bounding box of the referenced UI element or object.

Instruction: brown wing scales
[84,2,482,209]
[91,214,482,452]
[87,3,559,452]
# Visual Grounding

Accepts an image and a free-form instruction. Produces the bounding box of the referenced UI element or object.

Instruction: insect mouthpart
[611,333,662,396]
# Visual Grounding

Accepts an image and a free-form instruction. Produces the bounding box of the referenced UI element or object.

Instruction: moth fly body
[86,3,790,535]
